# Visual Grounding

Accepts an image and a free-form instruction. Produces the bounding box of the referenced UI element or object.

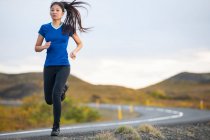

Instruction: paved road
[1,103,210,139]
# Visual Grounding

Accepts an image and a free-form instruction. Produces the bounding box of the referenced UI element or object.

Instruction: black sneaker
[61,84,69,101]
[51,126,60,136]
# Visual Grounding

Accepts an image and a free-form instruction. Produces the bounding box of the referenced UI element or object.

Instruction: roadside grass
[137,124,165,139]
[114,125,141,140]
[91,124,165,140]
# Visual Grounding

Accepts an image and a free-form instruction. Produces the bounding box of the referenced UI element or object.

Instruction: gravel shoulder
[154,120,210,140]
[8,120,209,140]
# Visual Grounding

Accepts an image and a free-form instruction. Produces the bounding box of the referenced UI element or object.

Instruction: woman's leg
[52,66,70,127]
[43,66,56,105]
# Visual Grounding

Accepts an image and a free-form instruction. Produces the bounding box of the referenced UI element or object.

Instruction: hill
[0,72,42,99]
[0,72,147,105]
[0,71,210,108]
[139,72,210,101]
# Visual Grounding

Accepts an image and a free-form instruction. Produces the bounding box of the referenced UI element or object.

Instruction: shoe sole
[61,85,69,101]
[51,130,60,136]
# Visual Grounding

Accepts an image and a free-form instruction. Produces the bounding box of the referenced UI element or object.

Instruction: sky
[0,0,209,89]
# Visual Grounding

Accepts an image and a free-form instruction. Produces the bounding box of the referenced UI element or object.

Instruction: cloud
[0,47,209,89]
[194,50,210,62]
[69,49,210,89]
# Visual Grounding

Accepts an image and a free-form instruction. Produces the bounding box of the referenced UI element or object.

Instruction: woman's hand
[69,33,83,60]
[43,42,51,49]
[70,51,77,60]
[35,35,50,52]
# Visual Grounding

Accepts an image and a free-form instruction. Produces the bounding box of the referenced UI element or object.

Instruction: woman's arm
[34,35,51,52]
[70,33,83,60]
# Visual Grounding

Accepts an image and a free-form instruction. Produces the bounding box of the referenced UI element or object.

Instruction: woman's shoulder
[39,22,51,32]
[38,22,51,37]
[40,22,51,28]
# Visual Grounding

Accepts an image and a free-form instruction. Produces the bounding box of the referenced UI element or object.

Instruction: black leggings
[43,65,70,126]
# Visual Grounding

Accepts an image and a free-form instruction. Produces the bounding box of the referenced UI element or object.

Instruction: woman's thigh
[53,66,70,94]
[43,66,56,103]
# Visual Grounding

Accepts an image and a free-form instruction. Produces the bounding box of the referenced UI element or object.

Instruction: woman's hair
[50,0,90,35]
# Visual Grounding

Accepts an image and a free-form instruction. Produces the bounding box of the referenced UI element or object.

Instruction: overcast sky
[0,0,209,89]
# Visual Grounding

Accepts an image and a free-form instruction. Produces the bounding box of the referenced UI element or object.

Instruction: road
[1,103,210,139]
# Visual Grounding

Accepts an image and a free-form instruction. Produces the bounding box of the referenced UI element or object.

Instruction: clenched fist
[70,51,77,60]
[43,42,51,49]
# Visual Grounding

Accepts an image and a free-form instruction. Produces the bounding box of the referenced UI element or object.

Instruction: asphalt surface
[1,103,210,139]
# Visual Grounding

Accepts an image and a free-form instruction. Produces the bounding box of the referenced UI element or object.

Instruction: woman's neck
[52,20,62,28]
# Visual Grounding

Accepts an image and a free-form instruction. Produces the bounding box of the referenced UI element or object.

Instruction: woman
[34,0,90,136]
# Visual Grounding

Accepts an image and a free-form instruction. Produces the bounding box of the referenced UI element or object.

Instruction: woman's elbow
[34,46,40,52]
[34,47,38,52]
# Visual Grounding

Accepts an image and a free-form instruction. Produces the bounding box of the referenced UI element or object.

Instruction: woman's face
[50,4,64,20]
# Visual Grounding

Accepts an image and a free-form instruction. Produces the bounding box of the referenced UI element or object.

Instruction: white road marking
[0,105,183,137]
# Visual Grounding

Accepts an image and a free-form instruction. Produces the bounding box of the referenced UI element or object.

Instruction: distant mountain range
[161,72,210,83]
[0,72,210,106]
[0,72,142,104]
[140,72,210,100]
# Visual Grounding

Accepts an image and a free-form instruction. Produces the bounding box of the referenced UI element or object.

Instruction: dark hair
[50,0,90,36]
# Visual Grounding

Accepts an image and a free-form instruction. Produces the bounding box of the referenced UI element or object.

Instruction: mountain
[139,72,210,100]
[0,72,146,104]
[163,72,210,83]
[0,72,91,99]
[1,71,210,108]
[0,72,42,99]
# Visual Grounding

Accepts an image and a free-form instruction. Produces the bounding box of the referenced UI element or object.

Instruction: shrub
[137,124,165,139]
[114,125,141,140]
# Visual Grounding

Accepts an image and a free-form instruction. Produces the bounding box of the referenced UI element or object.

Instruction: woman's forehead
[51,4,62,9]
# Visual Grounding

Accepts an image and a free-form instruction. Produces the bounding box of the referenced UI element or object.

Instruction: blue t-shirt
[38,22,73,67]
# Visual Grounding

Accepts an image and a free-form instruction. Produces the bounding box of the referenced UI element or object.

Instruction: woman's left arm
[70,33,83,60]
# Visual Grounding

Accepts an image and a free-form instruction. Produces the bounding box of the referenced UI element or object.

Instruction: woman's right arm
[34,34,51,52]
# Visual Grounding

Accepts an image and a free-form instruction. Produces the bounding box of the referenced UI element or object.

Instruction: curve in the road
[1,103,210,139]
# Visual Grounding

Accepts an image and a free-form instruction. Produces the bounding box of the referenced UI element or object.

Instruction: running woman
[34,0,90,136]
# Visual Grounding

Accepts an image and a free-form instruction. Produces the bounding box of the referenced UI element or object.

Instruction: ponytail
[50,0,91,36]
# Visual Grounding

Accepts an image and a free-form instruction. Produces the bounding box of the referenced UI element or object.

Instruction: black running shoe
[61,84,69,101]
[51,126,60,136]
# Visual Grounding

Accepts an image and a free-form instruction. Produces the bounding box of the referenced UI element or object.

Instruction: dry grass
[114,125,141,140]
[137,124,165,139]
[94,132,116,140]
[91,124,164,140]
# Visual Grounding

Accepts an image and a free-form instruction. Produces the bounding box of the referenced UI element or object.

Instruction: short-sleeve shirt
[38,22,73,67]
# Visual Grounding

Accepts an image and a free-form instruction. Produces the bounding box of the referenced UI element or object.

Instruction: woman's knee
[45,97,53,105]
